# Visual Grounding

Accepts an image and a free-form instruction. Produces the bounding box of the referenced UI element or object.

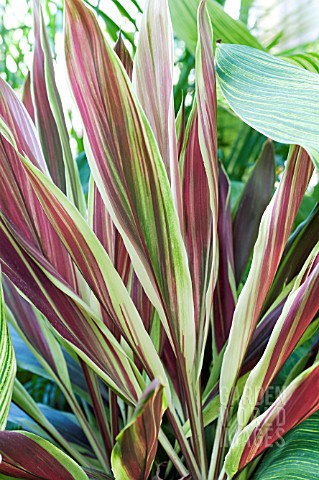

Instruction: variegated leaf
[111,381,166,480]
[195,0,219,373]
[32,0,66,192]
[64,0,195,376]
[209,146,313,478]
[225,362,319,478]
[0,431,89,479]
[0,268,15,431]
[32,0,85,213]
[133,0,182,222]
[238,244,319,429]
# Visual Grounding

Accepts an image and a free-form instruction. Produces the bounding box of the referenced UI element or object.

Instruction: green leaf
[253,411,319,479]
[168,0,263,54]
[215,44,319,169]
[281,52,319,74]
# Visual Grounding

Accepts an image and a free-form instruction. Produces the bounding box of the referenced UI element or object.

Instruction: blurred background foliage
[1,0,319,407]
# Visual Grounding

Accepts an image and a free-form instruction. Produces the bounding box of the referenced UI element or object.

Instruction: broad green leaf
[111,381,166,480]
[215,44,319,169]
[168,0,263,54]
[253,410,319,479]
[0,431,89,479]
[0,269,15,430]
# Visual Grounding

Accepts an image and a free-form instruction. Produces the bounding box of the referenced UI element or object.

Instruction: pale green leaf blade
[168,0,263,54]
[215,44,319,169]
[253,410,319,479]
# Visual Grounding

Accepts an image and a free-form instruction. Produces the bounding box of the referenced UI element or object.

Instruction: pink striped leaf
[210,146,313,476]
[21,71,35,123]
[238,244,319,429]
[5,285,115,467]
[32,0,85,213]
[266,202,319,310]
[89,183,130,287]
[133,0,181,222]
[181,106,213,333]
[219,146,313,409]
[89,182,153,335]
[4,279,58,375]
[212,165,236,353]
[0,78,79,293]
[1,87,157,398]
[115,29,154,331]
[111,380,166,480]
[32,0,66,192]
[225,362,319,478]
[64,0,195,374]
[88,180,115,262]
[113,36,155,333]
[240,297,286,377]
[0,431,88,479]
[114,33,133,80]
[8,148,168,392]
[195,0,219,371]
[0,217,141,404]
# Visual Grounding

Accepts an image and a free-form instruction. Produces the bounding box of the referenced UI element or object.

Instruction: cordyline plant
[0,0,319,479]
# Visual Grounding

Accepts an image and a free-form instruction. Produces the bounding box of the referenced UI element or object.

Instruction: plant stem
[167,408,201,479]
[177,355,208,476]
[81,361,113,457]
[158,429,189,478]
[208,387,235,480]
[60,382,111,473]
[109,388,120,444]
